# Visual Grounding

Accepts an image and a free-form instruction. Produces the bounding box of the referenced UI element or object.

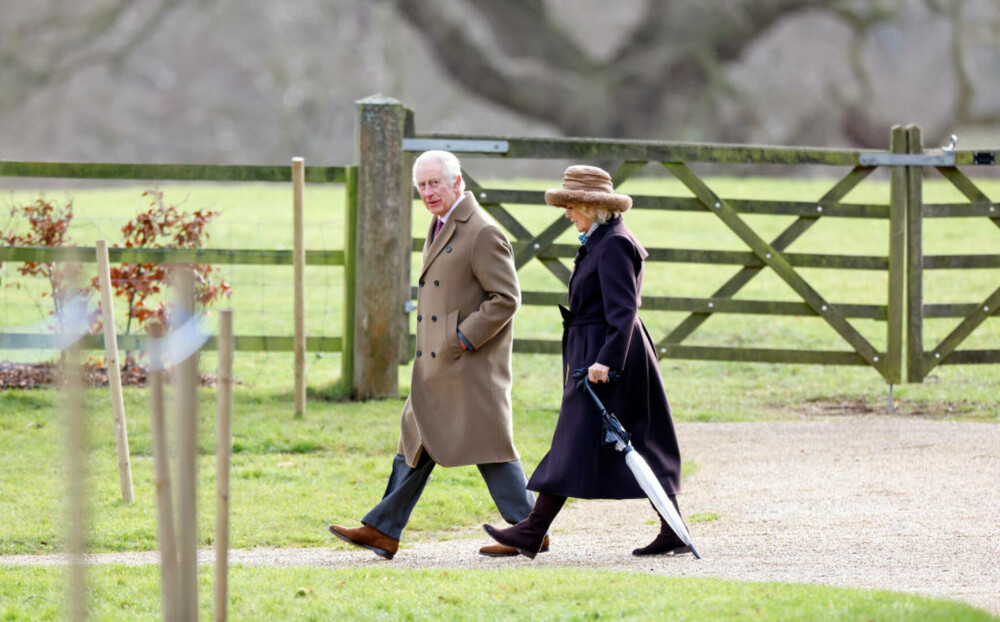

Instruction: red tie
[433,218,444,240]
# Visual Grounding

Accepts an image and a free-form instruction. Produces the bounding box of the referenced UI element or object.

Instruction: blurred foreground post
[95,239,134,503]
[63,315,87,622]
[214,309,234,622]
[174,269,200,621]
[147,321,179,622]
[292,157,306,416]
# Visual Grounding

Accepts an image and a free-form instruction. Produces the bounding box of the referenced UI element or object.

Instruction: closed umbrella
[573,369,701,559]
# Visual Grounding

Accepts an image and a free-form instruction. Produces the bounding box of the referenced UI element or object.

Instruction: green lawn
[2,174,999,620]
[1,567,995,621]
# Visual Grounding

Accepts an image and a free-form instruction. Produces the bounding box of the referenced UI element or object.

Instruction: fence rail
[0,160,346,183]
[0,246,345,266]
[0,333,342,352]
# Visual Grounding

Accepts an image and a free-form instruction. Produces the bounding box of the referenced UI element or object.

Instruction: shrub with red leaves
[98,189,230,336]
[2,197,97,330]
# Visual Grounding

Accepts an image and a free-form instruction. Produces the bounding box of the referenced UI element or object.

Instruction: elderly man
[329,150,547,559]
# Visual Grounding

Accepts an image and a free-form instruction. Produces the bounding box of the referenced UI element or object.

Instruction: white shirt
[437,195,463,227]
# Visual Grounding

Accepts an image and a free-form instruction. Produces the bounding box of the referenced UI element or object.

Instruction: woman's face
[564,207,595,233]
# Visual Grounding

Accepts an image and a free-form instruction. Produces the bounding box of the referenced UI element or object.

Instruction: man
[329,150,548,559]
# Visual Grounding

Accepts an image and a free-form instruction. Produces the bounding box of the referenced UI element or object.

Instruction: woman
[482,165,690,558]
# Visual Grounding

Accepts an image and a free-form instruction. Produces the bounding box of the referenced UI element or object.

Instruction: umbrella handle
[571,367,620,410]
[572,368,632,449]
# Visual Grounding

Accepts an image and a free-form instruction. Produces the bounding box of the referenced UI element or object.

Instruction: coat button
[445,246,452,253]
[416,351,422,358]
[434,280,440,286]
[417,315,422,322]
[431,352,436,358]
[419,280,425,287]
[431,315,437,322]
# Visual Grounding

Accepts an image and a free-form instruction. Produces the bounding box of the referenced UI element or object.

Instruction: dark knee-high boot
[632,496,692,556]
[483,493,566,559]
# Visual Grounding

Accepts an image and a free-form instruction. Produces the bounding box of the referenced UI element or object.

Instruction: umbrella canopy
[573,369,700,559]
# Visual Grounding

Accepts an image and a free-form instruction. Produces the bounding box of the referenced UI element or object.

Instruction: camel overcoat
[398,192,521,468]
[527,217,682,498]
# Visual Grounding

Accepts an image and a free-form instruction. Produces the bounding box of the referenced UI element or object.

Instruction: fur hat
[544,165,632,213]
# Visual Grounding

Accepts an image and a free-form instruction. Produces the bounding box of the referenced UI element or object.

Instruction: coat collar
[421,191,476,275]
[575,216,619,262]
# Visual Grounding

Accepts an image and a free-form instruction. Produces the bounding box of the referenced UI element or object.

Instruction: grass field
[2,566,996,621]
[2,173,999,619]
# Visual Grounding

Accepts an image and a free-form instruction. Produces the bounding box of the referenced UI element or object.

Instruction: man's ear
[454,173,463,191]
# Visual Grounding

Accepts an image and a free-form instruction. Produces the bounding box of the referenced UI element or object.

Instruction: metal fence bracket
[403,138,510,154]
[858,151,956,166]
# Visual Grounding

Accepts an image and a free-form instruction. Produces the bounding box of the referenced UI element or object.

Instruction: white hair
[412,150,466,193]
[572,204,616,225]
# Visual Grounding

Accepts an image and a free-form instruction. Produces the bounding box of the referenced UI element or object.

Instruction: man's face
[415,158,462,218]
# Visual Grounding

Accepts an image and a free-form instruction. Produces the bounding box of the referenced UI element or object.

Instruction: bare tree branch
[462,0,593,72]
[0,0,188,109]
[395,0,582,127]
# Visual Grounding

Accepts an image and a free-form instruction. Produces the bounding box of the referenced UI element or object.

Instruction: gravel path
[4,417,998,616]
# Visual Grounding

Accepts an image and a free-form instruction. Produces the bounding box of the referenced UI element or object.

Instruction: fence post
[292,157,306,417]
[400,108,415,365]
[342,166,357,393]
[350,95,410,399]
[906,124,925,383]
[886,127,906,385]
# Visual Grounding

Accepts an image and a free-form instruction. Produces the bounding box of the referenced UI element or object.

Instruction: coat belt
[559,305,607,385]
[559,304,606,328]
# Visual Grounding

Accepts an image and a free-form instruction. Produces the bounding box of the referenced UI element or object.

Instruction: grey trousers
[362,451,535,540]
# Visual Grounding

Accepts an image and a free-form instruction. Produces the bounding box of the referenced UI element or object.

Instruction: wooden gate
[403,129,910,384]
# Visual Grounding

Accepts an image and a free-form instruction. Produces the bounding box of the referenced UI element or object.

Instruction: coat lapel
[420,192,475,279]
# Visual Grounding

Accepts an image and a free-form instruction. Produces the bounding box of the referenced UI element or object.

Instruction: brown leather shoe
[479,535,550,557]
[329,524,399,560]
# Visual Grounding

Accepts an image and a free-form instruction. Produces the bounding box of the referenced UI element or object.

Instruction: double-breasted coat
[398,191,522,468]
[527,217,682,499]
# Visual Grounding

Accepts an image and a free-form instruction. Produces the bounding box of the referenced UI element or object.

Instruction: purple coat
[527,217,682,499]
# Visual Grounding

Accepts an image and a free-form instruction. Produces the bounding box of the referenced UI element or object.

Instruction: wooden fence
[2,96,998,400]
[0,158,357,411]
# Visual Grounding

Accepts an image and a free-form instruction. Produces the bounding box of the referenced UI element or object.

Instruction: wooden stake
[174,269,200,622]
[95,239,134,503]
[148,321,179,622]
[293,157,306,417]
[214,309,233,622]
